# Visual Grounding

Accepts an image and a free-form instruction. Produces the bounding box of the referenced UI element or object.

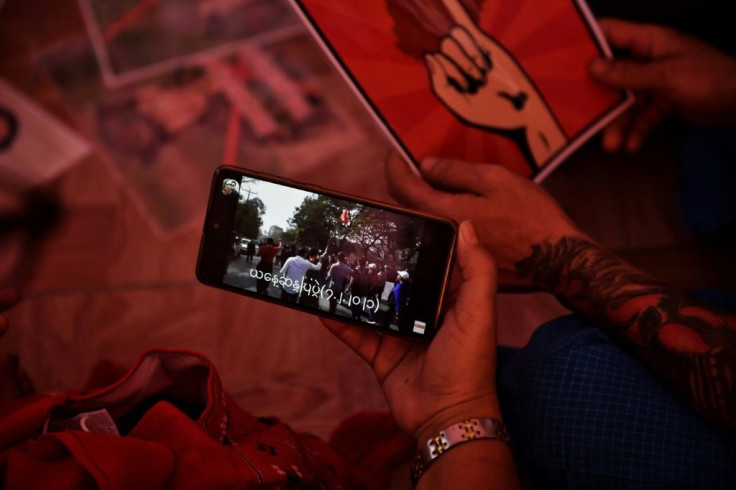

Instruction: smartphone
[196,166,457,342]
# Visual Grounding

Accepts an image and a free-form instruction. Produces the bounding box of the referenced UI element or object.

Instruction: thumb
[449,221,497,336]
[589,58,666,91]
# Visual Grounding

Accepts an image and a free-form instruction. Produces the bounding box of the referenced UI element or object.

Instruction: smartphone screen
[197,167,456,342]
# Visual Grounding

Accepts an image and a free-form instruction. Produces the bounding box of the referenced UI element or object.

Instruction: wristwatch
[411,417,511,486]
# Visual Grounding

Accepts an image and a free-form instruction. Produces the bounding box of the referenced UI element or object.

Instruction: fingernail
[420,157,438,172]
[460,221,479,245]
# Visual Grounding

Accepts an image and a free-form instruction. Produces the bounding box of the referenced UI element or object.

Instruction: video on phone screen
[222,176,429,335]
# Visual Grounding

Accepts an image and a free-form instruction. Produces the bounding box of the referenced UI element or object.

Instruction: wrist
[415,438,518,490]
[412,416,513,488]
[523,97,567,165]
[414,393,502,449]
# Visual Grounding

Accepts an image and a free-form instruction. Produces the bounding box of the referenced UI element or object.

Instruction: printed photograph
[0,78,91,190]
[78,0,300,86]
[36,33,368,235]
[222,176,424,333]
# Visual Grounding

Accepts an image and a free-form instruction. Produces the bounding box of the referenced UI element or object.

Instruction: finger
[601,111,633,153]
[385,151,457,214]
[321,317,381,366]
[426,52,470,93]
[448,221,497,338]
[597,18,678,58]
[589,58,666,91]
[625,105,663,152]
[419,157,502,196]
[441,0,479,35]
[449,25,490,72]
[439,35,484,84]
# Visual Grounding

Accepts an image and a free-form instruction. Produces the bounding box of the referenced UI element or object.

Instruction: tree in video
[233,178,265,240]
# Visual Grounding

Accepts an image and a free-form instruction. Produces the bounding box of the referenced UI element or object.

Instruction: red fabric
[83,359,128,391]
[257,244,281,267]
[0,349,370,489]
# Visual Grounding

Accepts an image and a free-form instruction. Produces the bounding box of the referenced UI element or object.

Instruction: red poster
[291,0,632,180]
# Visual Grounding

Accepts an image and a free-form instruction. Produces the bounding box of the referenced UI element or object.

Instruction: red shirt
[257,245,281,267]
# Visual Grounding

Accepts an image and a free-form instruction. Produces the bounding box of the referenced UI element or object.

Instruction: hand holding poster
[290,0,633,180]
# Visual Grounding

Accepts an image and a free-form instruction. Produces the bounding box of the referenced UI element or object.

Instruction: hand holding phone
[197,166,456,342]
[322,221,503,443]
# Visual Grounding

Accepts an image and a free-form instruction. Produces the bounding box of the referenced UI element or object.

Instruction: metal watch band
[410,418,511,487]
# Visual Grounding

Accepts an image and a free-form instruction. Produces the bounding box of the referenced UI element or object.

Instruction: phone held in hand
[196,166,457,342]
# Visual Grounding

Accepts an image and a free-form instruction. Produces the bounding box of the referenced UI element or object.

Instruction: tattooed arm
[516,237,736,428]
[386,152,736,429]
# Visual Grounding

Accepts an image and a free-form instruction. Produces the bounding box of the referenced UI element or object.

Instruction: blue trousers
[498,292,736,489]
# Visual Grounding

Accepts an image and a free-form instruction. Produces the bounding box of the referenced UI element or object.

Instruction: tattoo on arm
[515,236,736,428]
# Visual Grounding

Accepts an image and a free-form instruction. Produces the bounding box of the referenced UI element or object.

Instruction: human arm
[515,235,736,427]
[306,260,322,272]
[387,153,736,428]
[323,221,519,489]
[589,18,736,152]
[322,238,334,258]
[279,257,291,276]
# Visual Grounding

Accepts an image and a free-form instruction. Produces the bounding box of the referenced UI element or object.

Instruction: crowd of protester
[237,236,414,330]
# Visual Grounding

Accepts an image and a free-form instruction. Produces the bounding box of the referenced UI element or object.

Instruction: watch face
[0,106,19,152]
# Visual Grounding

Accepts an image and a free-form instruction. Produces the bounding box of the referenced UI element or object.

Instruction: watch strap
[411,418,510,486]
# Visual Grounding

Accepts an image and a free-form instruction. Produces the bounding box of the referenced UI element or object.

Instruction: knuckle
[640,22,661,38]
[650,23,677,41]
[449,25,464,39]
[643,23,681,55]
[482,163,510,181]
[428,157,454,180]
[449,25,473,46]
